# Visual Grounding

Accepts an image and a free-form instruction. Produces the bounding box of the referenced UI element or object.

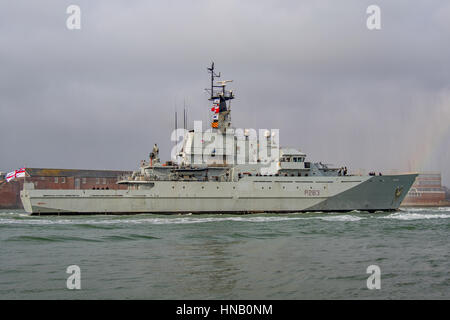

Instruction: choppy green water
[0,208,449,299]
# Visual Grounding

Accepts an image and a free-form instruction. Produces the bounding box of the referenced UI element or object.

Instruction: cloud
[1,0,449,184]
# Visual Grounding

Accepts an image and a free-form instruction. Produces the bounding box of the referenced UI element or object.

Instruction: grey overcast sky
[1,0,450,184]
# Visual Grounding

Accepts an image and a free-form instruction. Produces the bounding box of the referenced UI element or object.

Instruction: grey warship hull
[21,174,416,215]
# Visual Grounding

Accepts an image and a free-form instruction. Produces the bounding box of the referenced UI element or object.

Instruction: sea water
[0,208,449,299]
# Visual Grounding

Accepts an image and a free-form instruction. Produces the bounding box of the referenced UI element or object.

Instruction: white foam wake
[382,212,450,220]
[318,215,364,222]
[0,214,366,226]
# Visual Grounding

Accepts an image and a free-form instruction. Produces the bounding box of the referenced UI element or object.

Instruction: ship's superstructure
[20,63,417,215]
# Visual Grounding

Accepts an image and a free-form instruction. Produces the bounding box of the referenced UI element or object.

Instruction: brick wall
[0,169,132,209]
[0,180,22,209]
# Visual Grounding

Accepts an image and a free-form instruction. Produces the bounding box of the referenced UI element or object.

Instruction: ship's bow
[305,173,418,212]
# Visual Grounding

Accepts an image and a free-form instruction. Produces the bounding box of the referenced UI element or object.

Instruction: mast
[206,62,234,133]
[175,111,178,132]
[183,99,187,131]
[174,110,178,146]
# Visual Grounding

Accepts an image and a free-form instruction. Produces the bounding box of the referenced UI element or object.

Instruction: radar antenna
[205,62,234,132]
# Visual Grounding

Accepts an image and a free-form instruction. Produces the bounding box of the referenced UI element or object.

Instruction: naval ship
[21,63,417,215]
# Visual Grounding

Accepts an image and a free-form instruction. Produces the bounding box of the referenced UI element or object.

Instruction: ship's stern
[20,183,35,214]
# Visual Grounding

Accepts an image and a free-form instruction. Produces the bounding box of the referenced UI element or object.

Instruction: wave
[318,215,364,222]
[382,212,450,220]
[101,234,160,241]
[400,207,435,212]
[6,235,101,242]
[3,208,447,226]
[0,213,367,226]
[0,212,32,218]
